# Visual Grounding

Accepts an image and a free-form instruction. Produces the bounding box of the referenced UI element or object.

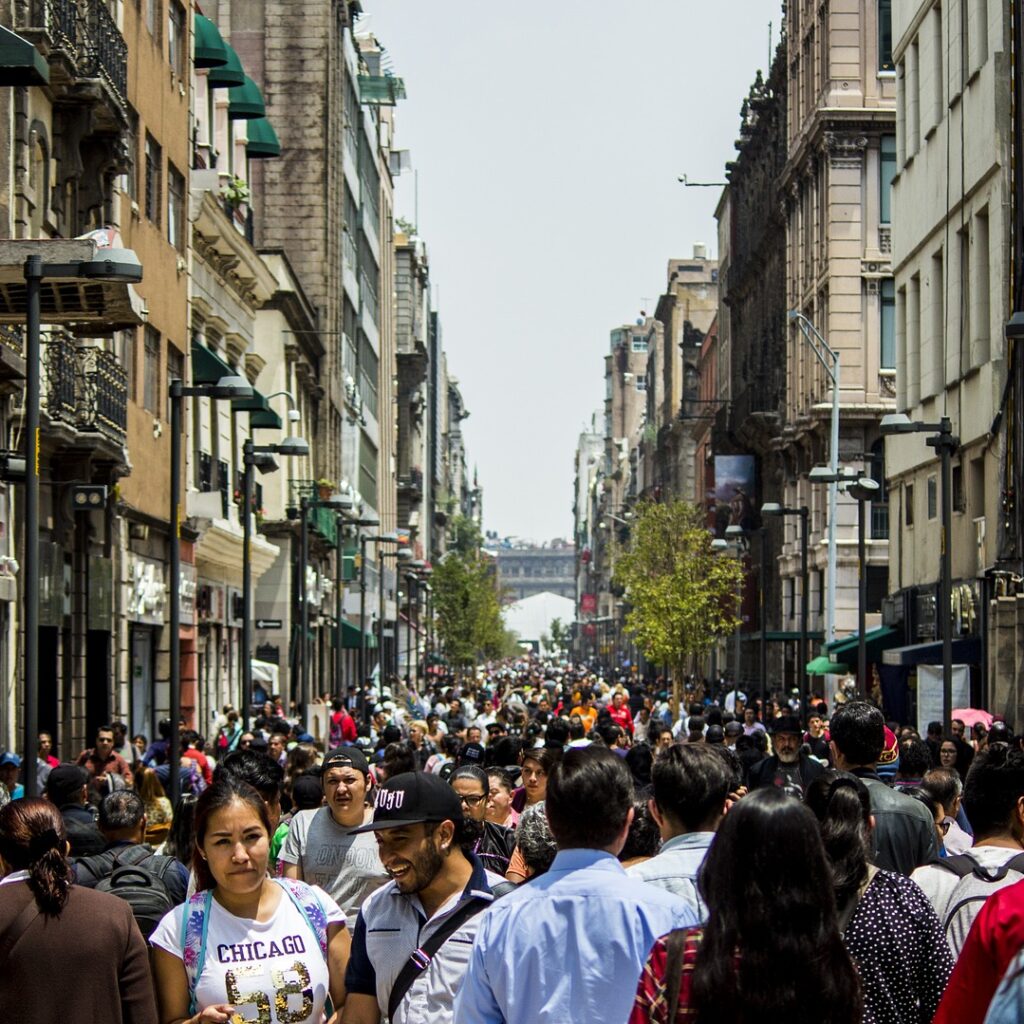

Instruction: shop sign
[180,564,197,626]
[126,554,166,625]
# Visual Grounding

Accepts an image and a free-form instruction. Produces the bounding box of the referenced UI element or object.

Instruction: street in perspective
[0,1,1021,1022]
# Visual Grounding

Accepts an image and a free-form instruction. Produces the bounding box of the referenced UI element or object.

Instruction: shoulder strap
[386,897,489,1021]
[113,844,155,870]
[0,895,41,970]
[931,854,977,878]
[664,928,689,1024]
[181,890,213,1013]
[276,877,328,960]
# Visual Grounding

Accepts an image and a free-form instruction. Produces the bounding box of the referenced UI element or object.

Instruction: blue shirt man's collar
[549,848,625,874]
[660,832,715,853]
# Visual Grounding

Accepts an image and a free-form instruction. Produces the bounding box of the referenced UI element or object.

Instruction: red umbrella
[952,708,993,730]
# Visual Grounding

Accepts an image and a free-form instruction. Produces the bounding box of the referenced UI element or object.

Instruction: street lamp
[789,310,841,644]
[380,545,413,681]
[298,488,353,711]
[847,476,880,699]
[761,502,810,714]
[169,373,253,804]
[718,526,750,710]
[880,412,959,732]
[19,248,143,798]
[403,561,428,684]
[241,436,309,729]
[332,494,373,704]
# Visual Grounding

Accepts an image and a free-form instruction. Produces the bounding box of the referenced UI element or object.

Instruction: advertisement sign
[580,593,597,615]
[710,455,757,536]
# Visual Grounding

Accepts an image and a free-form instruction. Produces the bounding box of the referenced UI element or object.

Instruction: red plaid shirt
[630,928,703,1023]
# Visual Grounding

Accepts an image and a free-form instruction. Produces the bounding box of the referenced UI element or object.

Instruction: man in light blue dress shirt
[626,743,733,918]
[453,747,698,1024]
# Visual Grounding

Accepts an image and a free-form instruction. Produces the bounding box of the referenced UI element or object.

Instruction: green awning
[358,74,406,106]
[190,341,235,385]
[207,43,244,88]
[228,75,266,119]
[245,117,280,159]
[194,14,228,69]
[0,25,48,86]
[825,626,899,664]
[807,655,847,675]
[232,389,282,430]
[341,618,376,649]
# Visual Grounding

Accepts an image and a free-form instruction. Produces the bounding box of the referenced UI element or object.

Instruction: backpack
[329,712,344,748]
[95,845,178,939]
[179,877,328,1013]
[933,852,1024,944]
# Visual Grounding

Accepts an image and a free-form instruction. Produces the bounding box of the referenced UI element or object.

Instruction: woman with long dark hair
[805,771,953,1023]
[151,775,349,1024]
[630,787,861,1023]
[0,798,157,1022]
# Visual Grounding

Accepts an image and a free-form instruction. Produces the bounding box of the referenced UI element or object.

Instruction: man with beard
[342,772,506,1024]
[281,746,389,931]
[747,715,827,795]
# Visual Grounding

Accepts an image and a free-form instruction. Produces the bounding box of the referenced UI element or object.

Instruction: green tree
[432,547,506,675]
[447,513,483,557]
[549,617,569,653]
[613,499,743,713]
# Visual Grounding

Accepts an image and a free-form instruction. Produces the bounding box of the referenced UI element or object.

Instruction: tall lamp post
[761,503,809,713]
[848,477,880,697]
[716,526,750,709]
[379,545,413,683]
[241,436,309,730]
[20,245,144,798]
[789,310,841,644]
[169,373,253,805]
[880,413,959,732]
[358,528,392,717]
[298,489,354,712]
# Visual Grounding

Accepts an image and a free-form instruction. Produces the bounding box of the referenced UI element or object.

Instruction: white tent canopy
[504,592,575,655]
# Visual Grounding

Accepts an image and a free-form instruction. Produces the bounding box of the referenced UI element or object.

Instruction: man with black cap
[45,763,105,856]
[747,714,827,794]
[280,746,389,931]
[341,771,505,1024]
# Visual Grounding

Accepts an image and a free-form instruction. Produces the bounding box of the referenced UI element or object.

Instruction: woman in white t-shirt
[151,775,350,1024]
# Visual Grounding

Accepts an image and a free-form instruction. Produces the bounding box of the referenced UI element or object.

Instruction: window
[880,278,896,369]
[879,0,893,70]
[975,209,991,365]
[118,329,136,403]
[146,0,160,44]
[168,0,185,76]
[880,135,896,224]
[635,377,647,392]
[905,483,915,526]
[785,576,795,621]
[927,474,938,519]
[952,463,965,512]
[125,108,139,203]
[145,133,161,225]
[167,163,185,250]
[143,326,160,413]
[631,335,647,353]
[166,344,184,421]
[816,570,825,615]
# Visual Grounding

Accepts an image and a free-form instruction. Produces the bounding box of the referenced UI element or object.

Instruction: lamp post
[298,489,353,712]
[169,373,253,805]
[789,311,841,644]
[379,545,413,685]
[717,526,750,708]
[847,477,881,699]
[19,246,143,798]
[422,582,433,685]
[359,530,394,714]
[241,436,309,730]
[880,413,959,732]
[762,502,810,714]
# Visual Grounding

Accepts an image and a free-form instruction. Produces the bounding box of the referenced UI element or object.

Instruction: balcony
[288,480,338,545]
[360,270,378,325]
[398,466,423,500]
[33,334,127,457]
[24,0,127,115]
[0,324,26,389]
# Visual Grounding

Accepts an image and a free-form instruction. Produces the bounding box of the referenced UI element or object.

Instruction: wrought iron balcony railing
[75,345,127,444]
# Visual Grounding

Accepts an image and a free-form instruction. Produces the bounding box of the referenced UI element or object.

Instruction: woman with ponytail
[0,797,157,1022]
[805,771,953,1023]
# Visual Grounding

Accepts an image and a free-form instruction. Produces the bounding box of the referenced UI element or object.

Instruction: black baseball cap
[771,715,802,736]
[45,763,89,804]
[458,742,485,766]
[349,771,463,833]
[322,746,370,775]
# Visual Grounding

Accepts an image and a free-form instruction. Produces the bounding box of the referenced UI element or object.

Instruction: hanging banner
[916,664,970,736]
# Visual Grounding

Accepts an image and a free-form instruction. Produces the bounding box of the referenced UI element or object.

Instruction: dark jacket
[474,820,516,875]
[0,881,157,1024]
[60,803,106,858]
[851,767,939,875]
[747,751,826,792]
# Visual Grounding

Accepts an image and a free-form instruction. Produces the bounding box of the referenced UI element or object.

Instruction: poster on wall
[711,455,757,536]
[916,664,971,737]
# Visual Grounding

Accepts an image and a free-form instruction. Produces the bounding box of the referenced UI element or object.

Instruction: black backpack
[95,845,177,938]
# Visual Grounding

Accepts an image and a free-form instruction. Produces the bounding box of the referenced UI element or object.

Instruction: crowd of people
[0,661,1023,1022]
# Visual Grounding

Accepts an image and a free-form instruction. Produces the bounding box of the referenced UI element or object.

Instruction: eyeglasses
[458,793,486,807]
[940,820,952,835]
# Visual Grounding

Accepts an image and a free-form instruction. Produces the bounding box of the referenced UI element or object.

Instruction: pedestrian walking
[455,747,696,1024]
[151,775,349,1024]
[0,798,158,1023]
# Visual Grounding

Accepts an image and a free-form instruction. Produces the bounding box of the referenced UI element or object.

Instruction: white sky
[364,1,785,542]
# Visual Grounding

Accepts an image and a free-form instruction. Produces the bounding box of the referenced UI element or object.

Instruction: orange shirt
[571,705,598,732]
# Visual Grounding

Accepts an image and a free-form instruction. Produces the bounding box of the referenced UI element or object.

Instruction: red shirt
[609,703,635,735]
[182,747,213,785]
[331,710,357,745]
[933,877,1024,1024]
[630,928,702,1023]
[76,749,133,788]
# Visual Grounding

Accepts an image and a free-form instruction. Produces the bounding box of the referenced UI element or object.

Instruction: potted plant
[316,478,335,500]
[220,175,250,210]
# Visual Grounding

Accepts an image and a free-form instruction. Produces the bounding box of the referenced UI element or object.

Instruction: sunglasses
[458,793,486,807]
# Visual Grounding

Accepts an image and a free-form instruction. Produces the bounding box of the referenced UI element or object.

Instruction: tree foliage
[548,617,570,653]
[613,500,743,691]
[432,547,506,673]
